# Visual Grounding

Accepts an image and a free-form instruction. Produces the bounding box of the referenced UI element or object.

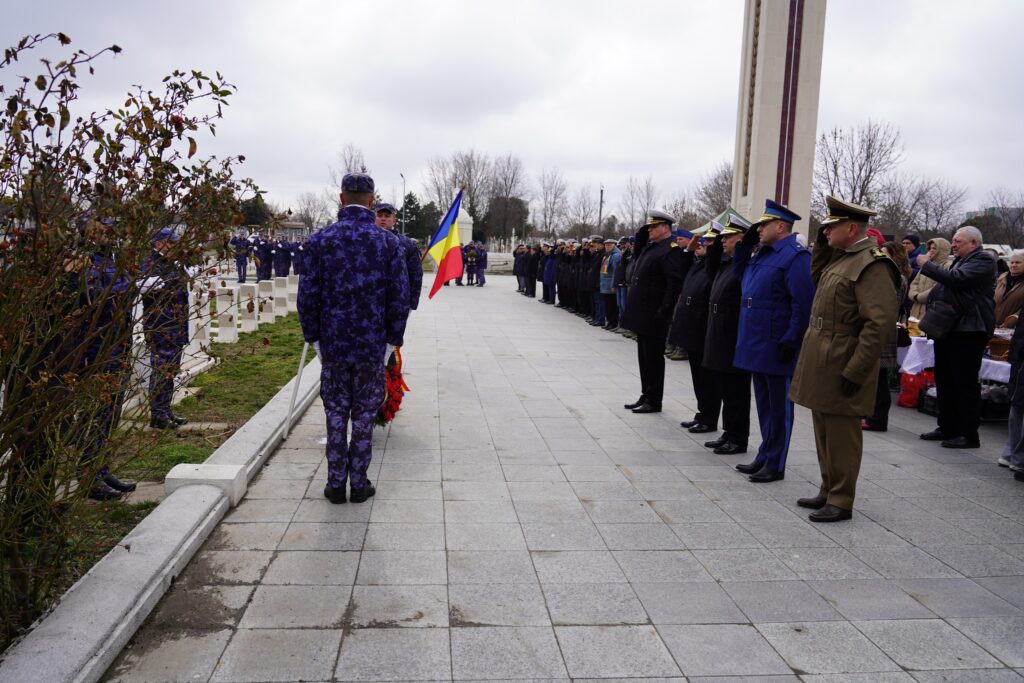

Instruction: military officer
[376,203,424,310]
[790,196,899,522]
[273,235,292,277]
[732,200,814,482]
[229,229,250,282]
[621,210,684,413]
[298,173,411,504]
[670,234,720,434]
[256,233,273,281]
[141,228,192,430]
[702,216,752,454]
[476,241,488,287]
[291,236,307,276]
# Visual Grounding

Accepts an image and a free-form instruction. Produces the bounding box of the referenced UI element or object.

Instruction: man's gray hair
[1010,249,1024,261]
[956,225,983,245]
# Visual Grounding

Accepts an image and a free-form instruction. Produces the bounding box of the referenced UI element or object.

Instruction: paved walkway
[105,275,1024,682]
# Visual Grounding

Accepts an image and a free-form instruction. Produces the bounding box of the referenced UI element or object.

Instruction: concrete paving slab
[448,583,550,627]
[450,626,567,680]
[659,623,792,677]
[335,627,451,681]
[855,619,1003,670]
[555,625,681,678]
[210,628,341,682]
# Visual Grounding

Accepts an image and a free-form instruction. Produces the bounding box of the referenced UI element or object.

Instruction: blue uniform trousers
[321,361,383,490]
[149,344,184,420]
[751,372,795,473]
[235,257,247,283]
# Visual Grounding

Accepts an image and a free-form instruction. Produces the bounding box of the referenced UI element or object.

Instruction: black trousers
[525,276,537,297]
[636,333,667,408]
[580,290,593,316]
[602,293,619,328]
[934,331,989,441]
[687,349,721,428]
[866,366,892,428]
[715,368,751,445]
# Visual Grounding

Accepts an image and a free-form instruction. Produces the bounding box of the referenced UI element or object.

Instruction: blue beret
[152,227,179,243]
[628,236,636,243]
[752,199,801,226]
[677,229,694,238]
[375,202,396,214]
[342,173,375,193]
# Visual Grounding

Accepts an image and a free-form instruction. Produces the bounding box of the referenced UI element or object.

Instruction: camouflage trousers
[321,361,384,489]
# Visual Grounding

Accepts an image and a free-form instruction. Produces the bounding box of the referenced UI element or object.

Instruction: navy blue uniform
[141,251,189,423]
[273,239,292,277]
[229,234,250,282]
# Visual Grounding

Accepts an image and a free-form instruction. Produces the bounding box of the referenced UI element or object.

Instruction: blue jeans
[593,293,605,325]
[616,287,627,322]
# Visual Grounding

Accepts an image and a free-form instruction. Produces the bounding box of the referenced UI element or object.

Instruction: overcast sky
[5,1,1022,219]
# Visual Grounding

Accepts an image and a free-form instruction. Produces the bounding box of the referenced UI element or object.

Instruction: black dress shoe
[809,504,852,523]
[941,436,980,449]
[324,484,347,504]
[350,480,376,503]
[149,416,178,430]
[1015,471,1024,482]
[749,468,785,483]
[680,418,701,429]
[704,436,729,449]
[171,414,189,426]
[632,403,662,414]
[735,461,761,474]
[624,398,645,410]
[920,429,946,441]
[688,423,716,434]
[797,495,827,509]
[103,473,137,493]
[714,442,747,455]
[88,479,124,501]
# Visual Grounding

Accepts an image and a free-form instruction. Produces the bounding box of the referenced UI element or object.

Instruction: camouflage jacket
[298,205,410,364]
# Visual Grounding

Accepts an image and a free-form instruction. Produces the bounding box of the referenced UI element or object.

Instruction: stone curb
[0,356,322,683]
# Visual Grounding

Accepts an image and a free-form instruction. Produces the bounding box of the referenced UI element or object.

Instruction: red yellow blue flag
[424,190,464,299]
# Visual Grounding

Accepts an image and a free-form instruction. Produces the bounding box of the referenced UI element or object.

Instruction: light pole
[399,173,406,236]
[597,185,604,234]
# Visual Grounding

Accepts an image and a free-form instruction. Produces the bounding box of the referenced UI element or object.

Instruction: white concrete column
[731,0,827,235]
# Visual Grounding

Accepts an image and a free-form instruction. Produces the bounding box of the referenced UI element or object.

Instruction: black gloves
[840,376,861,397]
[741,227,760,247]
[777,344,796,364]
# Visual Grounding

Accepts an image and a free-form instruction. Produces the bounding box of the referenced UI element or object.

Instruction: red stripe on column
[775,0,804,206]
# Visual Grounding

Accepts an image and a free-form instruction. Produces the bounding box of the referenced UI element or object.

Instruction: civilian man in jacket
[621,211,684,413]
[599,238,621,330]
[298,173,410,504]
[790,196,899,522]
[732,200,814,483]
[916,225,997,448]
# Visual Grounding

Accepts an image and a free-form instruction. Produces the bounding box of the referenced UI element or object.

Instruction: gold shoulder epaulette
[871,248,887,259]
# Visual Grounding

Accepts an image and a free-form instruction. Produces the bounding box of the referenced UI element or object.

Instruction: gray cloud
[4,0,1021,220]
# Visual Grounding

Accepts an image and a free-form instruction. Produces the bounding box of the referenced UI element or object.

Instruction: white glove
[385,343,394,364]
[312,341,320,356]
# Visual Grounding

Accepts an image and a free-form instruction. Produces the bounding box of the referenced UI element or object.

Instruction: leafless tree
[987,188,1024,247]
[692,162,734,218]
[294,191,334,231]
[424,155,458,211]
[564,185,597,233]
[451,149,493,221]
[619,175,657,229]
[813,120,903,214]
[663,191,704,230]
[536,168,568,237]
[876,175,967,235]
[327,143,369,188]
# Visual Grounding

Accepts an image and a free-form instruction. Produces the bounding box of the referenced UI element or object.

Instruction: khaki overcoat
[790,238,900,416]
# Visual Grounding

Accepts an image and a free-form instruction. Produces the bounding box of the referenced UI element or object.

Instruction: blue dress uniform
[291,240,306,276]
[141,229,190,429]
[272,238,292,277]
[255,236,273,281]
[298,173,410,503]
[732,200,814,481]
[229,233,250,282]
[476,244,488,286]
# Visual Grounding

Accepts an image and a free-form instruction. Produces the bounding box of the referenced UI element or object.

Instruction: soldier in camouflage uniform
[376,202,424,310]
[790,196,899,522]
[298,173,410,504]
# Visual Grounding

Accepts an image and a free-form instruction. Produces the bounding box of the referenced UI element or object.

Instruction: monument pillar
[731,0,827,235]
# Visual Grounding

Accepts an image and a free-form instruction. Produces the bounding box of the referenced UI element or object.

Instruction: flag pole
[284,341,309,439]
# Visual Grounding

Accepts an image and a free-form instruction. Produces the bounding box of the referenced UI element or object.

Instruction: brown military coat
[790,238,900,416]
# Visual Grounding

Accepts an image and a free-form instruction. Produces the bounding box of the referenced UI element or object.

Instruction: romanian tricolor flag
[424,190,464,299]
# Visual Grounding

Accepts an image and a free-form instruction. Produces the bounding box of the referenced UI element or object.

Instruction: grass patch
[113,312,311,481]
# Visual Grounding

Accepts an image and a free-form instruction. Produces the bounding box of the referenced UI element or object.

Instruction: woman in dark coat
[669,237,721,433]
[1000,305,1024,481]
[702,222,751,455]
